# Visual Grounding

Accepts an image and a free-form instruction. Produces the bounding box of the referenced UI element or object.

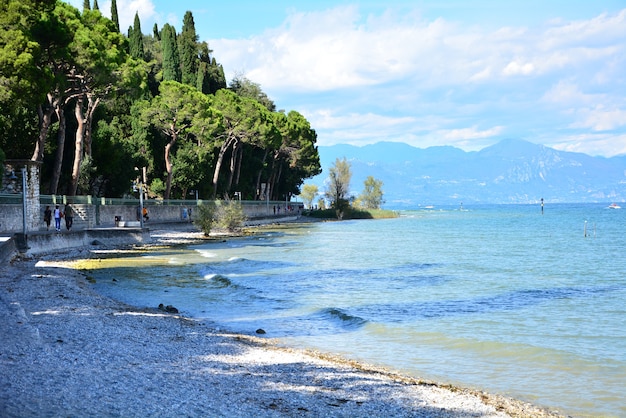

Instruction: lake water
[90,204,626,417]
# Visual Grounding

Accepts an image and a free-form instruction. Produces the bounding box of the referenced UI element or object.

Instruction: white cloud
[573,106,626,131]
[98,0,158,32]
[502,60,535,76]
[551,133,626,157]
[441,126,504,140]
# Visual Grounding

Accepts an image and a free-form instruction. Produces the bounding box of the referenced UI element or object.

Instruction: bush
[194,202,217,236]
[215,200,247,232]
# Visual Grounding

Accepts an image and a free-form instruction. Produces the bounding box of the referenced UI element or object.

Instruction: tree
[0,0,62,160]
[208,89,275,198]
[138,81,212,199]
[300,184,318,209]
[196,41,212,94]
[358,176,384,209]
[179,11,198,88]
[230,74,275,111]
[67,8,133,195]
[129,13,144,60]
[267,110,321,201]
[325,157,351,219]
[111,0,120,32]
[161,24,180,82]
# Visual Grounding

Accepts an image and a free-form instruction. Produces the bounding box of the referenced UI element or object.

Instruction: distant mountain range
[306,139,626,208]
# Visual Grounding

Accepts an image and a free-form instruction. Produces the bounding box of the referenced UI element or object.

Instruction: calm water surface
[90,204,626,417]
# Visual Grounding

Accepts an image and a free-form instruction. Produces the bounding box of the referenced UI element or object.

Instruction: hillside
[307,139,626,207]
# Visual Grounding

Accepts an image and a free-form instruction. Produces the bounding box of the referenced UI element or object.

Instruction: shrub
[194,202,217,236]
[215,200,247,232]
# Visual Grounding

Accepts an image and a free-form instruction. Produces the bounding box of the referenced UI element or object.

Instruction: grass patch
[305,208,399,220]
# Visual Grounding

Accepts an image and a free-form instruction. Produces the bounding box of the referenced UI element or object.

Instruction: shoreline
[1,223,563,417]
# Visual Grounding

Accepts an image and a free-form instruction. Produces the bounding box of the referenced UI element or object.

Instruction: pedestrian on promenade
[53,205,62,232]
[64,204,74,231]
[43,206,52,230]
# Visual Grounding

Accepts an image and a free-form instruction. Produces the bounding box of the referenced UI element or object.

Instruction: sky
[69,0,626,157]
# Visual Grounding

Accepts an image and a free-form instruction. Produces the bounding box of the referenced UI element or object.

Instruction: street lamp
[134,167,144,229]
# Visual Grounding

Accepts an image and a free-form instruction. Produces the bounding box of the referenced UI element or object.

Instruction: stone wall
[1,160,41,234]
[0,200,304,234]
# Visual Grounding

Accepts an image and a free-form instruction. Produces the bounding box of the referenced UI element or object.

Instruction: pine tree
[179,11,198,88]
[111,0,120,32]
[129,12,145,60]
[161,24,181,82]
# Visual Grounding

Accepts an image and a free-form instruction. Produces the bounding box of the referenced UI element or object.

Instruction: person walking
[43,205,52,230]
[53,205,62,232]
[64,204,74,231]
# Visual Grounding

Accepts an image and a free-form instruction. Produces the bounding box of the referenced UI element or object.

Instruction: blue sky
[70,1,626,157]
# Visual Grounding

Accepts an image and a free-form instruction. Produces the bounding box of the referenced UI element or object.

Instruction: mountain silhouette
[308,139,626,207]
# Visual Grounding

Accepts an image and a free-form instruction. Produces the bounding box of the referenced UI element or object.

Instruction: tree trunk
[273,162,283,201]
[211,135,236,198]
[234,143,244,187]
[255,148,269,200]
[83,93,100,158]
[164,125,177,200]
[226,138,240,193]
[48,104,66,195]
[31,94,57,162]
[70,97,86,196]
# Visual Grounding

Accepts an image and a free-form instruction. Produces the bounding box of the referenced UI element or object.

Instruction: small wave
[203,274,233,288]
[319,307,367,328]
[195,250,217,258]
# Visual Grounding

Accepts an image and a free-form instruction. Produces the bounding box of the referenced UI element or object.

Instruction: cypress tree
[196,42,212,94]
[111,0,120,32]
[83,0,90,12]
[179,11,198,88]
[161,24,181,82]
[93,0,99,11]
[153,23,160,40]
[129,12,145,60]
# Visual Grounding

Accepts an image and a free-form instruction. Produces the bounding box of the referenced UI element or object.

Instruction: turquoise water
[91,204,626,417]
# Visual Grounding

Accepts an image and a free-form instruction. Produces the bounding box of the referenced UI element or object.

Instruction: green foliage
[230,75,276,111]
[214,200,247,232]
[0,0,59,110]
[77,154,96,194]
[149,178,165,198]
[194,201,216,236]
[161,24,180,82]
[179,11,198,87]
[300,184,318,209]
[0,0,321,202]
[129,13,144,60]
[110,0,119,32]
[307,207,397,220]
[357,176,385,209]
[325,157,352,219]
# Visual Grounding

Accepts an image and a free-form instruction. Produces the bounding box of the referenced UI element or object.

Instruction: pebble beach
[0,225,562,417]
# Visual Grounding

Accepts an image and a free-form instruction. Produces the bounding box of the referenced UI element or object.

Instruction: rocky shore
[0,224,563,417]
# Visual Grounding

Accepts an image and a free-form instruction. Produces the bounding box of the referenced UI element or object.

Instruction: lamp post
[139,181,144,229]
[21,167,27,235]
[135,167,144,229]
